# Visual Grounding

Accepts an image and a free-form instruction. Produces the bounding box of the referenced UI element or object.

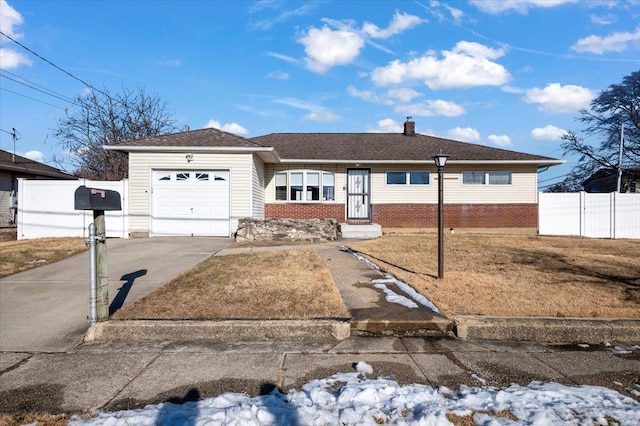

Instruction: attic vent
[403,117,415,136]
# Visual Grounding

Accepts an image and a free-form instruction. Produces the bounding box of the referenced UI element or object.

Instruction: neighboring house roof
[105,123,564,166]
[0,149,74,179]
[583,168,640,191]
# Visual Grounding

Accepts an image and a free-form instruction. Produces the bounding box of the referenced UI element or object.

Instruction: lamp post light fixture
[433,152,449,279]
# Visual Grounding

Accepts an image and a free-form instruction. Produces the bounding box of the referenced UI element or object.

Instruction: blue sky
[1,0,639,187]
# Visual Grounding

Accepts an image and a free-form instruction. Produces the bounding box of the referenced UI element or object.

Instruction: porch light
[433,152,449,279]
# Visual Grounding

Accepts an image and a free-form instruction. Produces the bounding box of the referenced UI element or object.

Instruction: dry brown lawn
[112,249,349,320]
[348,233,640,318]
[0,237,87,278]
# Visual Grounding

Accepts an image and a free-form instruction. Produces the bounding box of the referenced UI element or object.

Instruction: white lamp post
[433,153,449,279]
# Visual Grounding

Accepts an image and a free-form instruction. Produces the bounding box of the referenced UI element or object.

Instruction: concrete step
[340,223,382,239]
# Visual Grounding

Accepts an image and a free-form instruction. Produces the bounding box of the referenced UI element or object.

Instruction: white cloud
[445,5,464,24]
[159,59,181,67]
[590,13,616,25]
[447,127,481,143]
[531,124,567,140]
[0,48,31,69]
[274,97,340,122]
[395,99,465,117]
[0,0,31,69]
[501,85,525,94]
[298,25,365,73]
[267,70,289,80]
[371,41,509,89]
[23,150,45,163]
[347,85,393,105]
[367,118,403,133]
[387,88,421,102]
[204,119,249,135]
[362,11,425,39]
[249,3,316,30]
[264,51,300,65]
[524,83,595,113]
[303,111,340,122]
[488,134,512,147]
[571,27,640,54]
[470,0,578,14]
[0,0,23,38]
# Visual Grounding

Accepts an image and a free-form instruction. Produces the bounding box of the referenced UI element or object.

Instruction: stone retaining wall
[235,218,339,242]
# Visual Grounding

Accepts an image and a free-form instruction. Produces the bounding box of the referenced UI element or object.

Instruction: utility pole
[12,128,17,163]
[617,123,624,193]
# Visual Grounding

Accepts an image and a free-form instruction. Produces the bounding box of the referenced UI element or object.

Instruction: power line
[0,69,77,104]
[0,72,77,105]
[0,30,107,97]
[0,87,68,110]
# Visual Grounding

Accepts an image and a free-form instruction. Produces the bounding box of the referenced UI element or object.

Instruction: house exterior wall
[251,155,265,219]
[128,152,254,236]
[263,163,539,228]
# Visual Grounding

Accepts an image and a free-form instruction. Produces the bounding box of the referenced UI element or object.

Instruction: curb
[85,319,351,343]
[454,316,640,343]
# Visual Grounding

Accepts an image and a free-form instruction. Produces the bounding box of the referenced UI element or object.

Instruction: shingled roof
[251,133,562,165]
[106,125,562,166]
[0,149,74,179]
[107,127,266,149]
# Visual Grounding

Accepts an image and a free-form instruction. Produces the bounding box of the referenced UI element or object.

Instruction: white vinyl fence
[539,192,640,239]
[17,178,129,240]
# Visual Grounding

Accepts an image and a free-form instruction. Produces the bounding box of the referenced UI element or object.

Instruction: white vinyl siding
[251,155,265,219]
[371,165,537,204]
[128,152,254,236]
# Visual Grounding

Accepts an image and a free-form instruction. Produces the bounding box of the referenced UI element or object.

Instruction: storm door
[346,168,371,220]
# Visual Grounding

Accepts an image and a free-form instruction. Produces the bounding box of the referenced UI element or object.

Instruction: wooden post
[94,210,109,321]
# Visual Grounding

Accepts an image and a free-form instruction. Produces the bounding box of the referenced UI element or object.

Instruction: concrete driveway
[0,237,230,353]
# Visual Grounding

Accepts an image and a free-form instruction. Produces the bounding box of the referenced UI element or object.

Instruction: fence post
[579,191,586,237]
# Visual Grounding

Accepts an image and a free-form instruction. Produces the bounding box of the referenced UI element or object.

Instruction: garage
[151,170,230,237]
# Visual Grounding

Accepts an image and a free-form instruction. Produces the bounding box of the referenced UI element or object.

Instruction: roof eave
[278,159,566,166]
[103,145,281,162]
[0,164,75,179]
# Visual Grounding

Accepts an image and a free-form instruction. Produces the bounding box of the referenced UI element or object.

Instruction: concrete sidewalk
[1,337,638,415]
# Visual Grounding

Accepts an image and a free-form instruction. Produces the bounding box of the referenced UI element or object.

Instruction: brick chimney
[403,117,415,136]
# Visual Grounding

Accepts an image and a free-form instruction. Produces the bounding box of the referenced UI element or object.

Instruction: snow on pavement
[343,247,441,313]
[70,362,640,425]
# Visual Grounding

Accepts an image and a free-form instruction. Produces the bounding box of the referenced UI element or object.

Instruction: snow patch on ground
[70,370,640,426]
[344,247,441,313]
[373,281,419,308]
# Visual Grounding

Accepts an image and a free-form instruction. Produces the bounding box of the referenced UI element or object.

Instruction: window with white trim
[386,171,430,185]
[462,171,512,185]
[275,171,335,202]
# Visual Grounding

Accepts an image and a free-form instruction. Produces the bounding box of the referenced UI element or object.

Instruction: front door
[347,168,371,220]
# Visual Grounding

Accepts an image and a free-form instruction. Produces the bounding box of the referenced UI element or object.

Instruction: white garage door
[151,170,230,237]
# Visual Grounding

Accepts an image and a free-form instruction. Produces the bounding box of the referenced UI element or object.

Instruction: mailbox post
[74,186,122,323]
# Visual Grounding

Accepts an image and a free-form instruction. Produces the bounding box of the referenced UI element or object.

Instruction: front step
[340,223,382,239]
[351,318,454,338]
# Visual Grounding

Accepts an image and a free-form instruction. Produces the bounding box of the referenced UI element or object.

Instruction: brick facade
[372,203,538,228]
[265,204,346,221]
[265,203,538,228]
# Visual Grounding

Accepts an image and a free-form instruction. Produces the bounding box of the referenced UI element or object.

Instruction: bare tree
[558,70,640,191]
[53,86,177,180]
